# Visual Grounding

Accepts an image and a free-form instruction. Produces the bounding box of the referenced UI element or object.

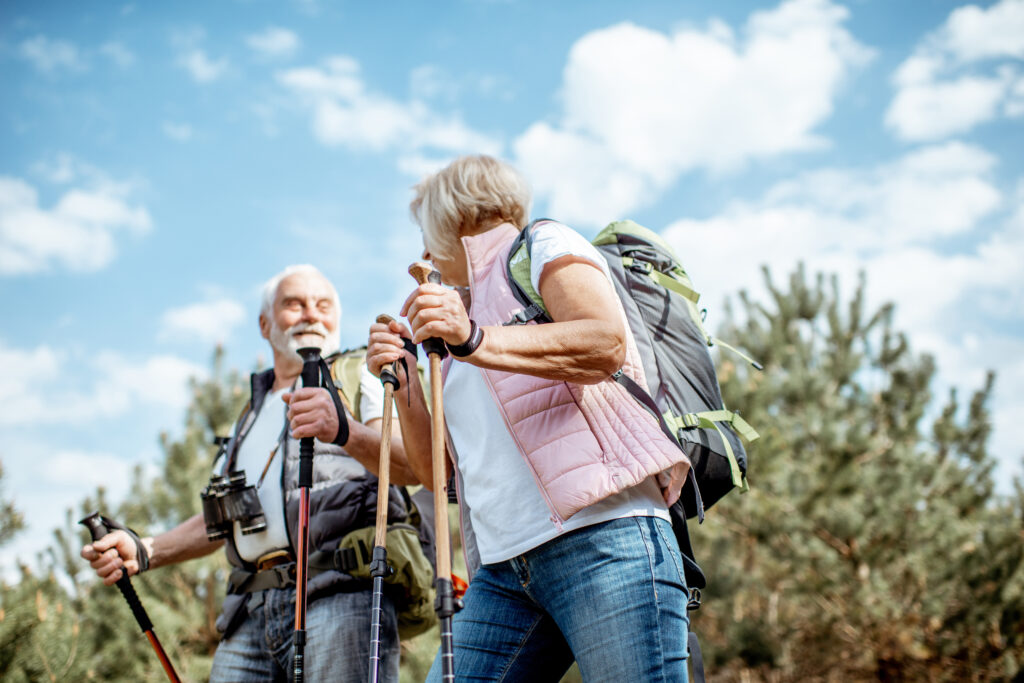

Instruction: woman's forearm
[465,319,625,384]
[463,260,627,384]
[392,370,437,489]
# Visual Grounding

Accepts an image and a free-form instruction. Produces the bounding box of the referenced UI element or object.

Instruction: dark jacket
[215,363,406,634]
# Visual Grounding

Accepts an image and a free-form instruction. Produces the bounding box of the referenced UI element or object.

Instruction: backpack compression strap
[665,410,759,491]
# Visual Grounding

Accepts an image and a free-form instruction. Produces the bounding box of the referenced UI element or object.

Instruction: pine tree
[0,348,248,681]
[691,265,1024,681]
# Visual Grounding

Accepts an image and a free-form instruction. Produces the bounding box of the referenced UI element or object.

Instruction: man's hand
[284,387,341,442]
[81,531,142,586]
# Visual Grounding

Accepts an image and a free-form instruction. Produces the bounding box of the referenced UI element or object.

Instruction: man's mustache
[287,322,329,338]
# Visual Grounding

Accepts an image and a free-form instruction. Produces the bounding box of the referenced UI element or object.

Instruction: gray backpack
[505,218,760,572]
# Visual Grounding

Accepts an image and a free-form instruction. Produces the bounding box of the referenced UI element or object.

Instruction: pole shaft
[368,575,385,683]
[146,631,182,683]
[294,488,310,631]
[429,356,452,583]
[374,381,395,547]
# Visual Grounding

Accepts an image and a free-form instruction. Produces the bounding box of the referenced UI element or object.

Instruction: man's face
[261,272,341,363]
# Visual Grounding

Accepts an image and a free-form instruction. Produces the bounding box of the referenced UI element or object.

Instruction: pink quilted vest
[449,223,690,523]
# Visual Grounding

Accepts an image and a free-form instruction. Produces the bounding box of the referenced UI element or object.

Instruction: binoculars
[201,438,267,541]
[201,471,267,540]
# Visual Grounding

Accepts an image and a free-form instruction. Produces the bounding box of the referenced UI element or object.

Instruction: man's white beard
[269,320,341,363]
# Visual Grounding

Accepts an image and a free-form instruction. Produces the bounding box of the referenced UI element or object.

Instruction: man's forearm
[344,417,420,486]
[146,513,223,570]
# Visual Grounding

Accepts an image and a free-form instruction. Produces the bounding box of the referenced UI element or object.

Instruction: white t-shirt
[445,222,669,565]
[231,366,385,563]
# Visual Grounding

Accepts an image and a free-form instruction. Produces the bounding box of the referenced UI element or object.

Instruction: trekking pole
[368,314,399,683]
[293,346,322,683]
[79,512,182,683]
[409,262,457,682]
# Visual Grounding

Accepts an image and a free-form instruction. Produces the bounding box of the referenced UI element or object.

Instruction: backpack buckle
[628,259,653,275]
[504,309,533,326]
[687,587,702,611]
[333,547,359,572]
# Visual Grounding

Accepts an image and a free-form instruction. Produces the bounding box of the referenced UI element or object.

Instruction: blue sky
[2,0,1022,575]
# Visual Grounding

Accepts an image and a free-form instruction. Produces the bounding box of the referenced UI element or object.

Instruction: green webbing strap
[710,337,764,371]
[621,257,700,304]
[664,410,754,490]
[508,239,549,318]
[707,420,744,489]
[686,410,760,443]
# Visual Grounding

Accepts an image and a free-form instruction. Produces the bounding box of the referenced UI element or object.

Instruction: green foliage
[694,265,1024,681]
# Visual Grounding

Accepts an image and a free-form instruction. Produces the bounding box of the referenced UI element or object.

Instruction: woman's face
[422,235,469,287]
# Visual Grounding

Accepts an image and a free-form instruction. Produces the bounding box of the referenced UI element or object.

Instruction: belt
[256,549,294,572]
[228,547,363,595]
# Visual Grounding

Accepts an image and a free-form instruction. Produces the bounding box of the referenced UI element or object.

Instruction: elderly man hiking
[81,264,419,682]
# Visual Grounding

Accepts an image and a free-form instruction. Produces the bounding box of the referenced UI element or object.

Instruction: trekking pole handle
[408,263,448,360]
[297,347,322,489]
[80,512,153,633]
[376,314,400,390]
[408,262,441,287]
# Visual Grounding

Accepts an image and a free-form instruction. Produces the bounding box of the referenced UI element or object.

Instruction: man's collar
[249,367,276,416]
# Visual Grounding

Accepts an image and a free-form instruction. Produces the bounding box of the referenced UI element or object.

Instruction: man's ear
[259,314,270,340]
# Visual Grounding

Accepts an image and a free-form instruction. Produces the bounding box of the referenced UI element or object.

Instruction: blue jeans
[427,516,690,682]
[210,585,399,682]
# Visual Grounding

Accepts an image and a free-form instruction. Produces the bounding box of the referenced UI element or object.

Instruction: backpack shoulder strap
[505,219,554,325]
[328,347,366,422]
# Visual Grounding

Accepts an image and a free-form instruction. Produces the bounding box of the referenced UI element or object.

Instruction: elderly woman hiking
[367,155,692,682]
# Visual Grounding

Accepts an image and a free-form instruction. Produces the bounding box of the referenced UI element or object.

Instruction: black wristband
[446,319,484,358]
[101,515,149,573]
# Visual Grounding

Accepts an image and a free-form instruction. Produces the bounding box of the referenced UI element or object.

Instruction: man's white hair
[260,264,341,325]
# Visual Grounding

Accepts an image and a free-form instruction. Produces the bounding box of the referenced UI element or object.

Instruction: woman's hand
[656,462,689,507]
[367,318,414,379]
[400,283,472,347]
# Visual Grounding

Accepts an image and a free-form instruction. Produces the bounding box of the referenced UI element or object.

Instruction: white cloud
[159,298,247,344]
[0,340,205,427]
[246,27,300,58]
[178,49,228,83]
[658,146,1023,485]
[513,0,873,226]
[277,56,502,159]
[99,41,135,68]
[0,170,152,275]
[941,0,1024,63]
[19,35,85,73]
[662,142,1005,321]
[886,0,1024,141]
[162,121,193,142]
[44,450,136,495]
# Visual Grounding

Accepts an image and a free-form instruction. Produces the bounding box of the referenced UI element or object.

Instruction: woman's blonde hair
[410,155,531,259]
